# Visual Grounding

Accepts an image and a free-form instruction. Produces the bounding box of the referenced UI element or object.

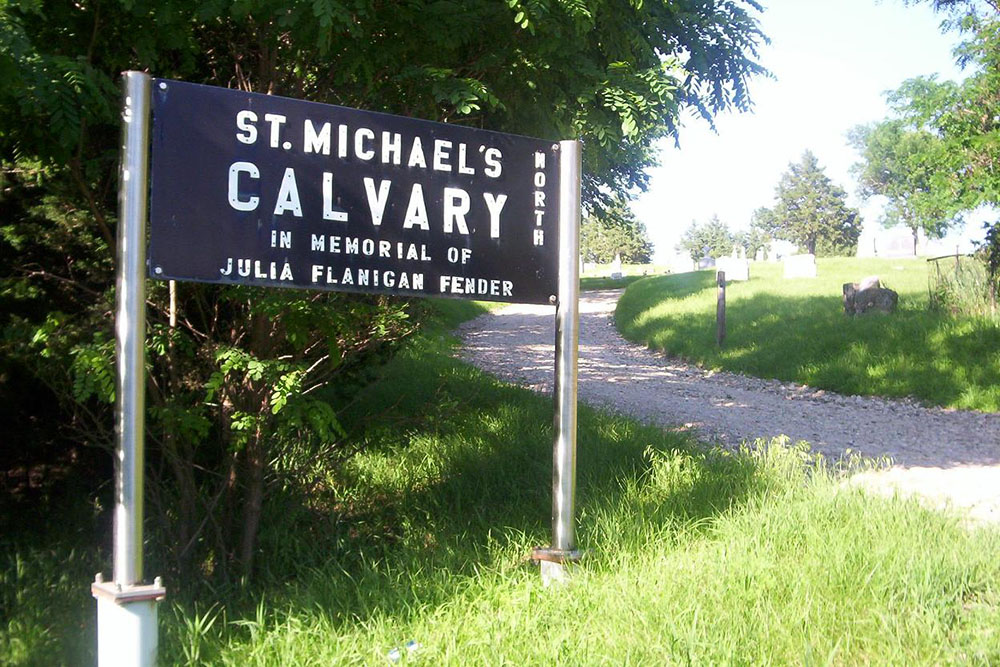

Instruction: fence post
[717,270,726,347]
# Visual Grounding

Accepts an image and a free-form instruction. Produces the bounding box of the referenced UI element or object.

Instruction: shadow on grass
[156,347,786,658]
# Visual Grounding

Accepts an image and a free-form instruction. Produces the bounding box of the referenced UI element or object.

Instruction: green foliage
[616,258,1000,411]
[677,214,736,262]
[766,150,862,256]
[849,119,955,245]
[580,200,653,263]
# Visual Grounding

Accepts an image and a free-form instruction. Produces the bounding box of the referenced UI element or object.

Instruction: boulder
[843,281,898,315]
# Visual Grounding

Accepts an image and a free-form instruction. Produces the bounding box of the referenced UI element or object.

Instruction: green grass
[581,262,669,291]
[616,257,1000,411]
[5,295,1000,664]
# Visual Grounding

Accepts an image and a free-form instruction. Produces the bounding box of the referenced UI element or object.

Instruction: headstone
[608,254,623,278]
[698,256,716,270]
[784,253,817,279]
[843,280,898,315]
[858,275,880,291]
[716,256,749,281]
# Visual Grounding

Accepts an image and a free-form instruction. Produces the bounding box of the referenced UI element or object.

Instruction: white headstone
[784,253,817,279]
[608,253,623,277]
[716,256,750,281]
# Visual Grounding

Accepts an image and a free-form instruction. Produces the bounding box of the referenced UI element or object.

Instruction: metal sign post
[91,70,165,667]
[533,139,582,584]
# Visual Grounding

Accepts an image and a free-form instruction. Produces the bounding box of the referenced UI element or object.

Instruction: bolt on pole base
[92,574,166,667]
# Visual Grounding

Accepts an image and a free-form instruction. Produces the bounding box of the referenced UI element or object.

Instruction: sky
[633,0,973,263]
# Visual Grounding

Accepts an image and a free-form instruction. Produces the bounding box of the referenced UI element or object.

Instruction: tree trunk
[238,421,266,575]
[236,310,275,578]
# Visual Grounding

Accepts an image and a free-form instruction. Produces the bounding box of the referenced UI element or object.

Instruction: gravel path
[459,289,1000,524]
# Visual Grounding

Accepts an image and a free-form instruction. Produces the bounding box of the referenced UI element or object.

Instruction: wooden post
[716,270,726,347]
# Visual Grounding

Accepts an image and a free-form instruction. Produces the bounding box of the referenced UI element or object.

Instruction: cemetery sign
[148,79,560,304]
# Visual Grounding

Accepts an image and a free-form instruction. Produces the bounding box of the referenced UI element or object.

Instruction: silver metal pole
[114,71,151,586]
[91,70,164,667]
[552,139,582,551]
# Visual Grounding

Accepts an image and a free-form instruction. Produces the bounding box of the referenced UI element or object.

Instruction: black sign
[148,79,561,304]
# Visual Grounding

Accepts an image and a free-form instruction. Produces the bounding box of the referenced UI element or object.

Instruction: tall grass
[4,294,1000,664]
[928,254,998,319]
[616,258,1000,411]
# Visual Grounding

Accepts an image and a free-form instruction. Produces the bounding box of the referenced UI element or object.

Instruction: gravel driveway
[459,289,1000,523]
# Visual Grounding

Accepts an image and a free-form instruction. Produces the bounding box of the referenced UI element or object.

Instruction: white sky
[633,0,972,262]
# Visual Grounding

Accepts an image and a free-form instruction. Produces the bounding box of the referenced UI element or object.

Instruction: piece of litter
[388,641,419,662]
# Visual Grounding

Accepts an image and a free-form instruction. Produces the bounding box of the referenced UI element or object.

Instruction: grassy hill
[616,258,1000,412]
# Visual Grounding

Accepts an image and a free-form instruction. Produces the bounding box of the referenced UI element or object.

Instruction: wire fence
[927,252,997,317]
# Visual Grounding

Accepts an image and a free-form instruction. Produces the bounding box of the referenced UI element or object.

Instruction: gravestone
[843,276,898,315]
[609,254,623,279]
[716,256,749,281]
[784,253,817,279]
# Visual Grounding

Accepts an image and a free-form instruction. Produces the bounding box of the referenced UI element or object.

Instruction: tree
[769,151,861,256]
[744,206,778,258]
[849,120,954,252]
[678,215,736,262]
[0,0,770,582]
[580,202,653,264]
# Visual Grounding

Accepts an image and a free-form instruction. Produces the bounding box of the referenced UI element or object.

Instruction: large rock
[843,278,898,315]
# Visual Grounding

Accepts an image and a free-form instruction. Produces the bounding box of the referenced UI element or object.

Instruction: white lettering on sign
[308,265,425,290]
[270,230,291,248]
[407,137,427,168]
[220,257,293,281]
[382,132,402,165]
[230,111,509,177]
[403,184,430,231]
[532,150,547,246]
[354,127,375,160]
[443,188,470,234]
[227,161,259,211]
[225,162,512,236]
[483,147,502,178]
[304,120,331,155]
[364,178,391,226]
[309,234,432,261]
[439,275,513,297]
[483,193,507,239]
[433,140,452,172]
[273,168,303,217]
[322,173,347,221]
[236,111,258,144]
[264,113,286,148]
